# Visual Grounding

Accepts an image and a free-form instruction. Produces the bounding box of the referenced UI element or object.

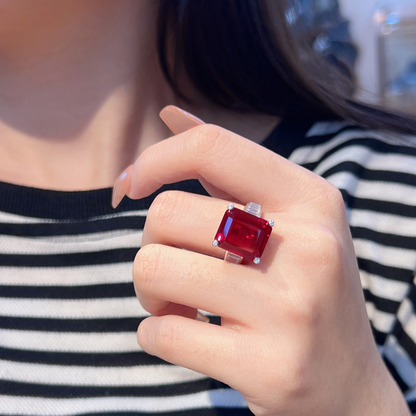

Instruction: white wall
[339,0,416,104]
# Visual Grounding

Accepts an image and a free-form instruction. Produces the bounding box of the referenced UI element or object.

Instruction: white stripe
[0,263,133,286]
[0,329,142,353]
[405,386,416,402]
[0,359,207,387]
[306,121,352,138]
[354,238,416,270]
[0,230,142,254]
[0,389,247,415]
[384,335,416,388]
[0,299,213,323]
[366,302,396,333]
[398,298,416,339]
[290,129,416,165]
[0,209,148,224]
[311,145,416,178]
[360,270,409,302]
[327,171,416,206]
[0,297,148,319]
[351,209,416,238]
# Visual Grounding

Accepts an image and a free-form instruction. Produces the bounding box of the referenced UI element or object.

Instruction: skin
[0,0,276,190]
[0,1,410,414]
[113,110,411,416]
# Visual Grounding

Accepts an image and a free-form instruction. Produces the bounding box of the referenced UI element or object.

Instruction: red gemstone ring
[213,202,274,265]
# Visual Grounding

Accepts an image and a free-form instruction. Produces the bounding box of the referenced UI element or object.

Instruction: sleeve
[382,279,416,414]
[292,124,416,413]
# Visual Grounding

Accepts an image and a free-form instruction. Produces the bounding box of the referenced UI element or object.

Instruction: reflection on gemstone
[214,207,272,262]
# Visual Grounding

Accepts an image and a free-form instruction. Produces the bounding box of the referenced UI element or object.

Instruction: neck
[0,0,173,190]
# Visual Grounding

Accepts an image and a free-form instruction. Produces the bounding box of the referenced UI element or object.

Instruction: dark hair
[157,0,416,134]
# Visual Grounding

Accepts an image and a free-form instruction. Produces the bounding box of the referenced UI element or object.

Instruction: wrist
[348,354,411,416]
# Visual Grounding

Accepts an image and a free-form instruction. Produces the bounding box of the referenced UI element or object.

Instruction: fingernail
[112,166,132,209]
[159,105,205,134]
[196,311,210,323]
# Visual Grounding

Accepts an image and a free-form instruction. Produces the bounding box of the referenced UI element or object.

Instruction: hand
[112,106,410,416]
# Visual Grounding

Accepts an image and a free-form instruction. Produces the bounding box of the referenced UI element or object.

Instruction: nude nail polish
[112,166,132,209]
[159,105,204,134]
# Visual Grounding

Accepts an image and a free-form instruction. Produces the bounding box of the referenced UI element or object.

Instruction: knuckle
[315,178,345,212]
[186,124,230,163]
[147,191,180,235]
[133,244,163,294]
[259,342,313,403]
[324,183,345,211]
[301,224,342,270]
[282,355,313,402]
[291,289,322,330]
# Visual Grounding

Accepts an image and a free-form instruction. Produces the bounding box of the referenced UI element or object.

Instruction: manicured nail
[112,166,132,209]
[196,311,210,323]
[159,105,204,134]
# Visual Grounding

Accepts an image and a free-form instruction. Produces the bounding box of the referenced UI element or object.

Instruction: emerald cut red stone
[214,207,272,262]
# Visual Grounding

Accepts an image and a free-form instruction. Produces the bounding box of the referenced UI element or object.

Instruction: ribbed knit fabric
[1,118,416,415]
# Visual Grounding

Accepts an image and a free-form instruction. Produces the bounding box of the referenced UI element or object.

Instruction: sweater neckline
[0,117,317,220]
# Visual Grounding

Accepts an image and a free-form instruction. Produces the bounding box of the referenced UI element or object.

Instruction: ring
[212,202,274,265]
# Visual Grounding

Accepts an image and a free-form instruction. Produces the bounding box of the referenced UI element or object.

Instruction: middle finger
[142,190,278,264]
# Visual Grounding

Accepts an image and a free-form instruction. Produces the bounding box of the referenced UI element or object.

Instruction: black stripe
[75,410,252,416]
[0,346,167,367]
[77,411,252,416]
[0,316,142,332]
[0,378,232,399]
[0,248,139,267]
[0,283,136,299]
[0,315,221,332]
[383,356,409,393]
[406,285,416,311]
[393,321,416,366]
[351,226,416,251]
[75,411,252,416]
[408,400,416,413]
[301,136,416,173]
[0,180,208,220]
[363,289,401,315]
[0,216,146,237]
[357,258,414,284]
[370,323,388,347]
[341,190,416,218]
[320,161,416,187]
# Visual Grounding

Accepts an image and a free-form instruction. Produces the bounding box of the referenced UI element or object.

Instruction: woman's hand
[112,106,410,416]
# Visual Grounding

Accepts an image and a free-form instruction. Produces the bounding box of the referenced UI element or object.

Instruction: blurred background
[288,0,416,115]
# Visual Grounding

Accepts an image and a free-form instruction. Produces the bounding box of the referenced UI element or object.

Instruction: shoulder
[289,121,416,172]
[282,120,416,393]
[293,121,416,345]
[288,121,416,212]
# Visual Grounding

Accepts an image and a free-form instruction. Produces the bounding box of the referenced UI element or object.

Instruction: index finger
[116,117,327,213]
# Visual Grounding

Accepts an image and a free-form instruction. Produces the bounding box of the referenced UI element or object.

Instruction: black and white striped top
[1,118,416,415]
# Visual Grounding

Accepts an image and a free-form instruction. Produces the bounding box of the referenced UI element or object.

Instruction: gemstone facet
[214,207,272,262]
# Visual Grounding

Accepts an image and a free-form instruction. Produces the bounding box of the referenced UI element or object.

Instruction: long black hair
[157,0,416,134]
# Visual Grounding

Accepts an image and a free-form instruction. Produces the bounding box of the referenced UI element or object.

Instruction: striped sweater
[1,118,416,415]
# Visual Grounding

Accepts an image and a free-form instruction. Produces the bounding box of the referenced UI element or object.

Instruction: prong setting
[212,240,219,247]
[227,203,234,211]
[268,220,275,227]
[253,257,261,265]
